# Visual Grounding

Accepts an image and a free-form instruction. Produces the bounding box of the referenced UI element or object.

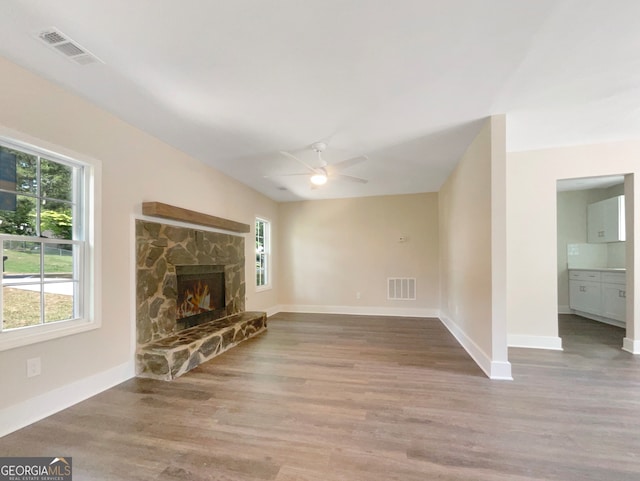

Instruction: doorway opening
[556,174,632,350]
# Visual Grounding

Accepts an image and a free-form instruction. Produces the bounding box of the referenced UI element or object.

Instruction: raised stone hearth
[137,311,267,380]
[136,219,266,379]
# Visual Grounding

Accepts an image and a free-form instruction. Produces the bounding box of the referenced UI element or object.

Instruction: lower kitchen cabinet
[569,278,602,316]
[602,272,627,322]
[569,269,626,328]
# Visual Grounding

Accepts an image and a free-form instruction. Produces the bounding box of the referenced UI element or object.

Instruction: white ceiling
[1,0,639,202]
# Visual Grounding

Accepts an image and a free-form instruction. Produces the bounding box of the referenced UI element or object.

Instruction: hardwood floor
[2,313,640,480]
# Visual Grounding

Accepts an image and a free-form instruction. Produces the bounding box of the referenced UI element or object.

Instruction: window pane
[0,148,18,214]
[43,243,75,277]
[3,286,41,329]
[41,158,73,202]
[3,240,41,278]
[41,200,73,240]
[44,286,74,323]
[0,147,38,195]
[255,219,269,287]
[0,195,36,236]
[256,257,266,286]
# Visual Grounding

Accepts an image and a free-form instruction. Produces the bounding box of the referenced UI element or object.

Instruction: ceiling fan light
[310,174,328,185]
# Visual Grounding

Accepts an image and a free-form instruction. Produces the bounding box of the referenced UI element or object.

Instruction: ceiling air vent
[35,28,103,66]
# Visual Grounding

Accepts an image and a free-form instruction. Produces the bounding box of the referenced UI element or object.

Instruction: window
[0,136,98,350]
[255,217,270,289]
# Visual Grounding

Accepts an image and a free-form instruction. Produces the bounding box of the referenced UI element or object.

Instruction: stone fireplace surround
[135,220,266,380]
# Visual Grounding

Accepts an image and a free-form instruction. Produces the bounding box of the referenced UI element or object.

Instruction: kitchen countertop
[568,267,626,272]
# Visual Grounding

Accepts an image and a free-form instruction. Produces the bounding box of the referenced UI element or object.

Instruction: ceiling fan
[277,142,368,186]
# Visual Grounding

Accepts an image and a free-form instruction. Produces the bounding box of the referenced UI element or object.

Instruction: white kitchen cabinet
[569,269,626,328]
[602,272,626,322]
[569,273,602,316]
[587,195,625,243]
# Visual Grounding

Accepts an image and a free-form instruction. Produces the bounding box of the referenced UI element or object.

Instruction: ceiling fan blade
[335,174,368,184]
[279,151,317,174]
[327,155,368,173]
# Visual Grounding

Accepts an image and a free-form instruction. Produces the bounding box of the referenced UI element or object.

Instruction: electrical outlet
[356,291,361,300]
[27,357,41,378]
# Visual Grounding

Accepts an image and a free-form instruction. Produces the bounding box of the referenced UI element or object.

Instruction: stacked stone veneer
[136,220,266,380]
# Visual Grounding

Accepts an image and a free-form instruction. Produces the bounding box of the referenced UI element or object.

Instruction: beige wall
[438,116,510,378]
[0,57,279,415]
[278,193,439,314]
[507,141,639,351]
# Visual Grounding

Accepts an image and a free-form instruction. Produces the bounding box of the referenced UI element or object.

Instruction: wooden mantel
[142,202,250,233]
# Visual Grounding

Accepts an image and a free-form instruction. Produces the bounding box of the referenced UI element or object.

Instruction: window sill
[0,318,101,352]
[255,285,272,293]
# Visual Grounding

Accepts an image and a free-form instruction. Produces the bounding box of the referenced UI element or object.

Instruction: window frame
[255,217,271,291]
[0,133,100,351]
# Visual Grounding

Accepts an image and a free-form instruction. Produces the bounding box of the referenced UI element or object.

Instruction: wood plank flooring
[1,313,640,480]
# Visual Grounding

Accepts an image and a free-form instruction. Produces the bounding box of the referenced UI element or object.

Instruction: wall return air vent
[35,28,103,65]
[387,277,416,301]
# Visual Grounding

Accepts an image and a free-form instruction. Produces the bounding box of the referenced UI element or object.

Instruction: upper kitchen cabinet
[587,195,625,243]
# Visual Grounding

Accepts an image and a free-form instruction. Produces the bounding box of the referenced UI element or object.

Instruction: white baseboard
[489,361,513,380]
[0,360,135,438]
[439,314,512,380]
[275,304,439,318]
[623,337,640,354]
[265,305,283,317]
[557,305,572,315]
[508,334,563,351]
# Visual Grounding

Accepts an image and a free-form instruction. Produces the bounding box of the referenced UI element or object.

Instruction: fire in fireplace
[175,265,226,330]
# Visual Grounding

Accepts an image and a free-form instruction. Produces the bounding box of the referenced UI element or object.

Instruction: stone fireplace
[136,219,246,344]
[137,221,245,340]
[136,219,265,378]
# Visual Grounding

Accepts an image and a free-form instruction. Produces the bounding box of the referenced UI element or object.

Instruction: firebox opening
[175,265,226,330]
